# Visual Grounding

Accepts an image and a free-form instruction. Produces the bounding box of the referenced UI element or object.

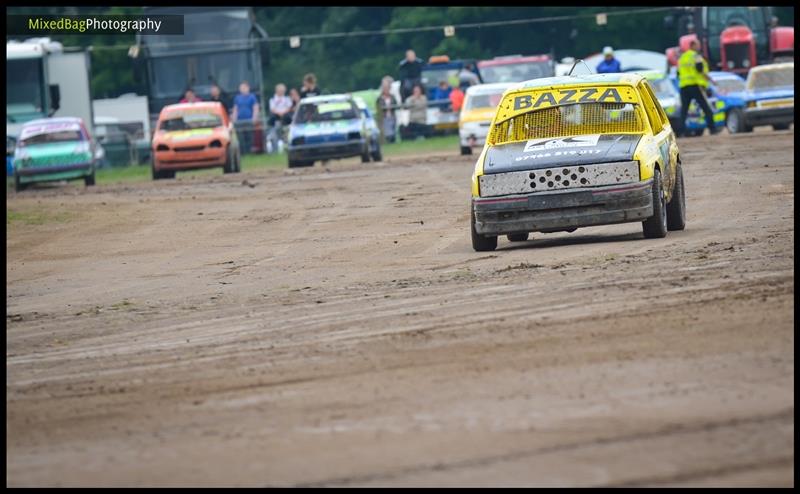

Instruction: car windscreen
[748,67,794,91]
[294,101,358,124]
[21,129,84,145]
[464,91,505,111]
[479,62,552,83]
[421,68,460,88]
[650,78,677,99]
[490,102,645,145]
[160,112,222,131]
[712,78,746,95]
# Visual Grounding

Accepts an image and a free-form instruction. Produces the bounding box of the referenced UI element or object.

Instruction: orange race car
[151,102,241,179]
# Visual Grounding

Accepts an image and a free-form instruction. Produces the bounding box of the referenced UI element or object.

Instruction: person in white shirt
[268,83,293,127]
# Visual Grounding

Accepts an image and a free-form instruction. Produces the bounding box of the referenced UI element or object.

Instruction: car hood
[743,86,794,101]
[483,134,642,174]
[155,127,225,145]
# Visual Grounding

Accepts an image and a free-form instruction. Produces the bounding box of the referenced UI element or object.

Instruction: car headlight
[747,101,757,108]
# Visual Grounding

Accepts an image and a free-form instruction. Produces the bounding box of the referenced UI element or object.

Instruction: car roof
[23,116,84,127]
[465,82,517,96]
[478,55,551,67]
[160,102,225,114]
[300,94,353,104]
[507,72,645,94]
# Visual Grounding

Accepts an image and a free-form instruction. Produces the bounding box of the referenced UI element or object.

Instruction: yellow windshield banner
[496,85,640,122]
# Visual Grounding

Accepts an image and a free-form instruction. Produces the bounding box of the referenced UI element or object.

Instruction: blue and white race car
[287,94,382,168]
[719,62,794,133]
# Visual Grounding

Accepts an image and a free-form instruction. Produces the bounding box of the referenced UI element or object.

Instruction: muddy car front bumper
[472,179,654,235]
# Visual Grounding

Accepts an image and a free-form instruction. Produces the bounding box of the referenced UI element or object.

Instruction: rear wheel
[772,123,791,131]
[288,157,313,168]
[507,232,529,242]
[642,168,668,239]
[726,108,752,134]
[84,171,95,187]
[460,146,472,155]
[371,143,383,162]
[361,150,370,163]
[471,208,497,252]
[666,165,686,231]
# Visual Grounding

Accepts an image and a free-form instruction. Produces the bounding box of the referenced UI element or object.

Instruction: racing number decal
[513,88,622,111]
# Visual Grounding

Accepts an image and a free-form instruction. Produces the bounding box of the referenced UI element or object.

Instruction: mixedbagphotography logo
[7,14,184,35]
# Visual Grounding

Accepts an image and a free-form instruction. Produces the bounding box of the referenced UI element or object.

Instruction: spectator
[398,49,424,102]
[289,88,300,118]
[208,83,231,114]
[231,80,260,154]
[596,46,622,74]
[431,80,452,110]
[458,63,480,87]
[180,87,202,103]
[300,73,322,99]
[404,84,429,139]
[677,39,718,136]
[268,83,293,128]
[449,84,465,113]
[375,76,398,144]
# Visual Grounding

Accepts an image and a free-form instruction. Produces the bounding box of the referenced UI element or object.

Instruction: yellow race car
[470,72,685,251]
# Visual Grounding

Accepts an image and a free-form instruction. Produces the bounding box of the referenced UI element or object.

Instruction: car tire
[361,151,370,163]
[642,168,668,239]
[726,108,752,134]
[371,144,383,162]
[460,146,472,155]
[471,208,497,252]
[14,175,26,192]
[507,233,529,242]
[223,148,236,174]
[666,164,686,231]
[84,172,96,187]
[772,123,791,131]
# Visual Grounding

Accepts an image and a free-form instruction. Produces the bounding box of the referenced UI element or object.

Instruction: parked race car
[12,117,97,192]
[470,73,685,251]
[722,62,794,133]
[665,74,726,136]
[477,54,555,84]
[458,82,515,155]
[287,94,382,168]
[151,102,240,180]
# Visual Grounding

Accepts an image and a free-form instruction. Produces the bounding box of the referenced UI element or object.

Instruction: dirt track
[6,130,794,486]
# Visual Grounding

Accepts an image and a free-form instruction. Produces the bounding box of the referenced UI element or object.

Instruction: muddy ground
[6,130,794,486]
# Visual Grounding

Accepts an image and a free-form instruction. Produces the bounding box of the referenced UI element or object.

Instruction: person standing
[180,87,202,103]
[300,73,322,99]
[231,81,260,155]
[404,84,428,139]
[595,46,622,74]
[209,83,231,114]
[288,87,302,119]
[375,76,398,144]
[268,83,293,128]
[677,39,718,136]
[449,84,465,113]
[398,49,424,102]
[458,63,480,87]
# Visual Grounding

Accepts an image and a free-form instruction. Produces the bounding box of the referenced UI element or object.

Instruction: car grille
[29,155,89,167]
[174,145,206,152]
[479,161,640,197]
[724,43,750,70]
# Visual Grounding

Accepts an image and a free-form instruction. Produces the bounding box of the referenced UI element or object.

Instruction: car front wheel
[726,108,752,134]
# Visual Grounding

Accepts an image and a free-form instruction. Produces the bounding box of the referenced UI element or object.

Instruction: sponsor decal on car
[523,134,601,152]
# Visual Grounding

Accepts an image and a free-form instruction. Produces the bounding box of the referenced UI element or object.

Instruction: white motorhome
[6,38,94,139]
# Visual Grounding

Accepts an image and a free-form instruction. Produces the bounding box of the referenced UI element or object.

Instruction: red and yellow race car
[151,102,241,180]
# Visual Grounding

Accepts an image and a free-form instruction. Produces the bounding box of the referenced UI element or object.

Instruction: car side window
[638,81,665,134]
